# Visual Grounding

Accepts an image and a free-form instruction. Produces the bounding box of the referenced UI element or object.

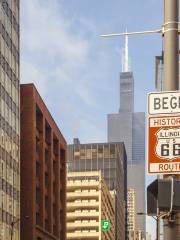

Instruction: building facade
[20,84,67,240]
[108,71,146,235]
[0,1,20,239]
[155,55,163,91]
[66,171,115,240]
[146,233,151,240]
[68,140,127,240]
[127,188,135,239]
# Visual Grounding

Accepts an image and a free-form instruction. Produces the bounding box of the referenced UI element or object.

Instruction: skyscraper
[68,140,127,240]
[0,1,20,239]
[107,37,146,237]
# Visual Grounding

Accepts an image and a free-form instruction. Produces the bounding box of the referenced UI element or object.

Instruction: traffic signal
[147,178,180,216]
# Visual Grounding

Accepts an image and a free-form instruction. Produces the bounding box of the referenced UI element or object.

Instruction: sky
[21,0,167,239]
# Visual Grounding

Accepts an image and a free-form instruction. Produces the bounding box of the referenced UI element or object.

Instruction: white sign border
[147,114,180,175]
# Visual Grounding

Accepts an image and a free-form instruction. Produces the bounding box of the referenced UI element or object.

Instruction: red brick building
[20,84,66,240]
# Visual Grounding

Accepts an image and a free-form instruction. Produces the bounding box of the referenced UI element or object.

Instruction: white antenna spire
[122,29,131,72]
[101,27,162,71]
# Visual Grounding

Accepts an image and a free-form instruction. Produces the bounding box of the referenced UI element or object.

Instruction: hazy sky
[21,1,167,238]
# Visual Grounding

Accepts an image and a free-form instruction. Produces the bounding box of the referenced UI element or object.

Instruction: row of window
[102,202,114,224]
[0,3,19,53]
[0,51,19,90]
[69,159,117,169]
[0,146,19,173]
[0,177,19,201]
[8,0,20,10]
[0,208,18,227]
[0,67,19,105]
[0,115,19,145]
[0,189,19,215]
[1,1,19,35]
[0,83,19,117]
[0,163,19,190]
[102,191,114,217]
[0,21,19,64]
[1,98,18,132]
[74,146,116,159]
[0,33,19,75]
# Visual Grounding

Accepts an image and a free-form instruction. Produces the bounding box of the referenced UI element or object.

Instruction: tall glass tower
[0,1,20,240]
[107,37,146,237]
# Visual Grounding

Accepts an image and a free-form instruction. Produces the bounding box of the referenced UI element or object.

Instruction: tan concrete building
[68,140,127,240]
[0,1,20,240]
[66,171,115,240]
[146,233,151,240]
[135,230,144,240]
[127,189,144,240]
[127,188,135,240]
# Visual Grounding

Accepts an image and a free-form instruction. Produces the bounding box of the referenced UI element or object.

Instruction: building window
[86,150,91,160]
[98,146,103,158]
[36,212,40,225]
[45,173,48,187]
[104,146,109,158]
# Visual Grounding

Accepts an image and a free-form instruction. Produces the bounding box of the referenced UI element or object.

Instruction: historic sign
[148,115,180,174]
[148,91,180,174]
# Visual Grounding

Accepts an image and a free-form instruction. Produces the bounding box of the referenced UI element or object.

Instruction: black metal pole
[157,217,160,240]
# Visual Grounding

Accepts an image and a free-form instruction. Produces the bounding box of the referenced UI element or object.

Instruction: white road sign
[148,91,180,115]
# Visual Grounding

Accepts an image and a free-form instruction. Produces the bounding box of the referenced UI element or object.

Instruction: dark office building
[20,84,67,240]
[68,139,127,240]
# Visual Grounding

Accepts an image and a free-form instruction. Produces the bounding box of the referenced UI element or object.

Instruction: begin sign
[148,91,180,175]
[148,91,180,115]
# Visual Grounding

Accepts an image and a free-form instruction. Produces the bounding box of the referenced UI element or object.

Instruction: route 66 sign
[155,128,180,160]
[148,116,180,174]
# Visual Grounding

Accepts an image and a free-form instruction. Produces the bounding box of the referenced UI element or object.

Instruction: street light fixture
[137,212,167,240]
[137,212,159,240]
[10,216,29,240]
[10,219,20,240]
